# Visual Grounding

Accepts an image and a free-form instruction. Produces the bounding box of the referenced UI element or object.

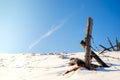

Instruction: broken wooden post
[84,17,93,70]
[64,17,111,75]
[80,40,109,67]
[116,37,120,51]
[107,37,115,51]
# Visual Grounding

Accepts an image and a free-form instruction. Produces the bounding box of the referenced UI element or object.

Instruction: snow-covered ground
[0,51,120,80]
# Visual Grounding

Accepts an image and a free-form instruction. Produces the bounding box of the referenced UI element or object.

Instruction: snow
[0,51,120,80]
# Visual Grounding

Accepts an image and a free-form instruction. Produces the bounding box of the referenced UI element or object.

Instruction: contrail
[28,18,69,50]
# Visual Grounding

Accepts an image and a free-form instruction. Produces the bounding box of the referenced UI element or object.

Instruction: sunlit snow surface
[0,52,120,80]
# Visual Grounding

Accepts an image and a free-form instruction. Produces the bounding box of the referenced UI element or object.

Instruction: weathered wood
[64,58,100,74]
[64,66,82,75]
[107,37,115,50]
[99,45,116,54]
[99,44,111,54]
[84,17,93,70]
[118,43,120,50]
[75,58,100,69]
[80,40,109,67]
[116,37,120,51]
[68,58,84,66]
[90,51,109,67]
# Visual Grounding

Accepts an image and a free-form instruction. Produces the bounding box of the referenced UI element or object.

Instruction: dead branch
[64,66,82,75]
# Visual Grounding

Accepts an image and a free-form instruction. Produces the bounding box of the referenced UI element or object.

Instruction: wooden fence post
[84,17,93,69]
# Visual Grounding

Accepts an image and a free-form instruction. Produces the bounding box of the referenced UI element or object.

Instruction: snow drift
[0,51,120,80]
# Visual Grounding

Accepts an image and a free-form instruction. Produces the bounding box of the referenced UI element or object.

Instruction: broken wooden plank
[80,40,109,67]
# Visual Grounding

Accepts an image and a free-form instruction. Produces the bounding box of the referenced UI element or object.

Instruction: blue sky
[0,0,120,53]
